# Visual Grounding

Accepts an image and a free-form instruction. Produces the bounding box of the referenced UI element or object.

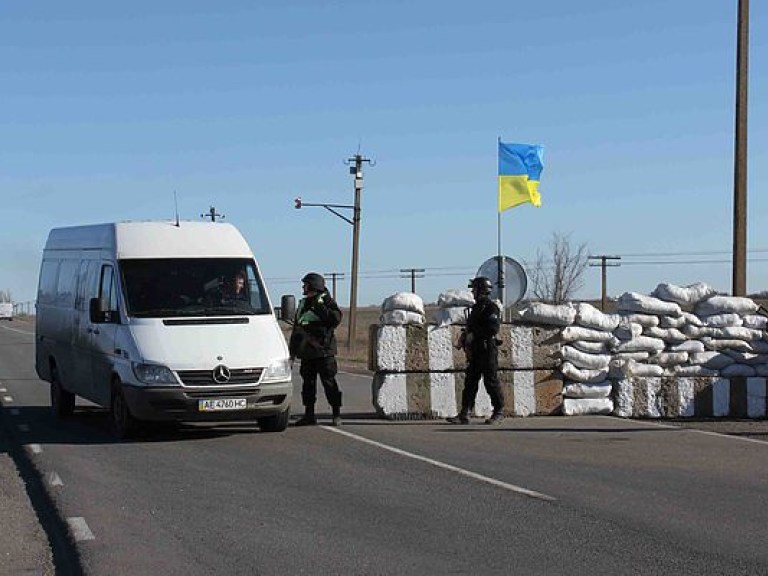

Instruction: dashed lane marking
[2,396,13,403]
[0,324,35,336]
[67,517,95,541]
[322,426,556,502]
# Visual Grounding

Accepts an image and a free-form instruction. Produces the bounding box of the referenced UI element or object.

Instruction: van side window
[56,260,78,307]
[38,261,59,305]
[100,265,118,311]
[75,261,97,311]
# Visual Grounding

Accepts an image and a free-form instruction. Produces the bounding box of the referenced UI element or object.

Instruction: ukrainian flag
[498,141,544,212]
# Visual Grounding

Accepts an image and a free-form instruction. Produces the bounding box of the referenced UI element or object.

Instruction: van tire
[110,382,136,440]
[258,408,290,433]
[50,365,75,419]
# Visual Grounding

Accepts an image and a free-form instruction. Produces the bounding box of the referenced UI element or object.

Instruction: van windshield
[120,258,271,318]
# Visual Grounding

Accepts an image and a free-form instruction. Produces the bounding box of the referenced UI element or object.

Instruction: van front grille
[176,368,264,386]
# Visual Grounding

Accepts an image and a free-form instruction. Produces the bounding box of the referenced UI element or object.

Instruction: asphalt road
[1,319,768,575]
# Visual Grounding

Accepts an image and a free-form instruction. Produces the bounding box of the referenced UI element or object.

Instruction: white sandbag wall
[369,282,768,420]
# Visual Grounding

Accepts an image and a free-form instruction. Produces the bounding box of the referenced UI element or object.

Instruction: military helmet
[468,276,493,295]
[301,272,326,292]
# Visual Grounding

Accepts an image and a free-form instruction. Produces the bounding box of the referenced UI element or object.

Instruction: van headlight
[262,358,291,383]
[132,363,178,385]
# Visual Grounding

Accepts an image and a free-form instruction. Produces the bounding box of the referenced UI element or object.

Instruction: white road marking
[0,387,6,392]
[47,471,64,487]
[26,443,42,455]
[17,424,30,432]
[0,324,34,336]
[3,396,13,403]
[67,517,95,541]
[603,416,768,446]
[9,408,20,416]
[322,426,556,502]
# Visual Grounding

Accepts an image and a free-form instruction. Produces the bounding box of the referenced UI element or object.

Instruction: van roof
[45,221,254,259]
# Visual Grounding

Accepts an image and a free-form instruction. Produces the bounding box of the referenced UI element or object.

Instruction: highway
[1,319,767,575]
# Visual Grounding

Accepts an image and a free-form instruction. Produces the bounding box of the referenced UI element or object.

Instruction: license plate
[198,398,247,412]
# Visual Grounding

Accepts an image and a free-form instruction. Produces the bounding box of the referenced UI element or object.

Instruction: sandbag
[519,302,576,326]
[614,351,651,362]
[615,336,665,353]
[562,381,612,399]
[381,292,425,315]
[669,340,705,353]
[701,313,743,328]
[617,292,682,317]
[559,362,610,383]
[649,351,689,367]
[651,282,716,305]
[701,338,753,352]
[742,315,768,330]
[690,351,735,369]
[561,326,618,344]
[712,326,763,341]
[562,397,614,416]
[643,326,687,343]
[574,302,620,331]
[571,340,611,354]
[380,310,425,326]
[437,289,475,308]
[625,361,664,377]
[673,365,717,377]
[618,313,660,328]
[695,295,758,316]
[432,307,469,326]
[560,346,611,370]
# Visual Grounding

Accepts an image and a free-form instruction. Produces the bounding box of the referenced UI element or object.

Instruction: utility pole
[294,152,374,352]
[588,255,621,311]
[344,153,374,353]
[732,0,749,296]
[400,268,425,293]
[201,206,224,222]
[324,272,345,301]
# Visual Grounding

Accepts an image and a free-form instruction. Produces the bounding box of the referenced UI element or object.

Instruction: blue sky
[2,1,766,307]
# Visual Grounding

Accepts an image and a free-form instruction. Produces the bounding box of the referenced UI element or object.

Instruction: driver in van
[222,271,248,303]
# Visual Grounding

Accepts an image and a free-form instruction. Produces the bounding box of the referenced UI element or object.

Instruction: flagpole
[496,137,506,320]
[497,210,505,319]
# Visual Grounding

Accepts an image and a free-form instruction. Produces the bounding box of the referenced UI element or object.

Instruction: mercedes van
[35,221,294,438]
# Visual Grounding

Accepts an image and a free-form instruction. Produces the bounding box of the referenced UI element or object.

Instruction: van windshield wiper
[131,308,185,318]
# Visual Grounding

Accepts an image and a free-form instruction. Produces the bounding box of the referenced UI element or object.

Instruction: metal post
[732,0,749,296]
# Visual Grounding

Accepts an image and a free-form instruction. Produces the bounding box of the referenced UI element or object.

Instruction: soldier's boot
[331,406,342,427]
[295,406,317,427]
[485,411,505,425]
[446,410,470,425]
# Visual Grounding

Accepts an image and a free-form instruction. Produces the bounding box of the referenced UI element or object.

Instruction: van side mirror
[279,294,296,324]
[89,297,119,324]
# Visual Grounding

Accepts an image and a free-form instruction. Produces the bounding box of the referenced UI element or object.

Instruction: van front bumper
[122,381,292,422]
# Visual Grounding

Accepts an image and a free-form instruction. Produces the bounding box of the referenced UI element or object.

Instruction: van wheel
[258,408,290,433]
[50,366,75,419]
[110,383,136,440]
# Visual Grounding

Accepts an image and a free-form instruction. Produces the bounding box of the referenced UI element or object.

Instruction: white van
[0,302,12,321]
[35,221,295,438]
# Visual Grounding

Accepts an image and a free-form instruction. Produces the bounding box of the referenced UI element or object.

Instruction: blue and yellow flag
[498,141,544,212]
